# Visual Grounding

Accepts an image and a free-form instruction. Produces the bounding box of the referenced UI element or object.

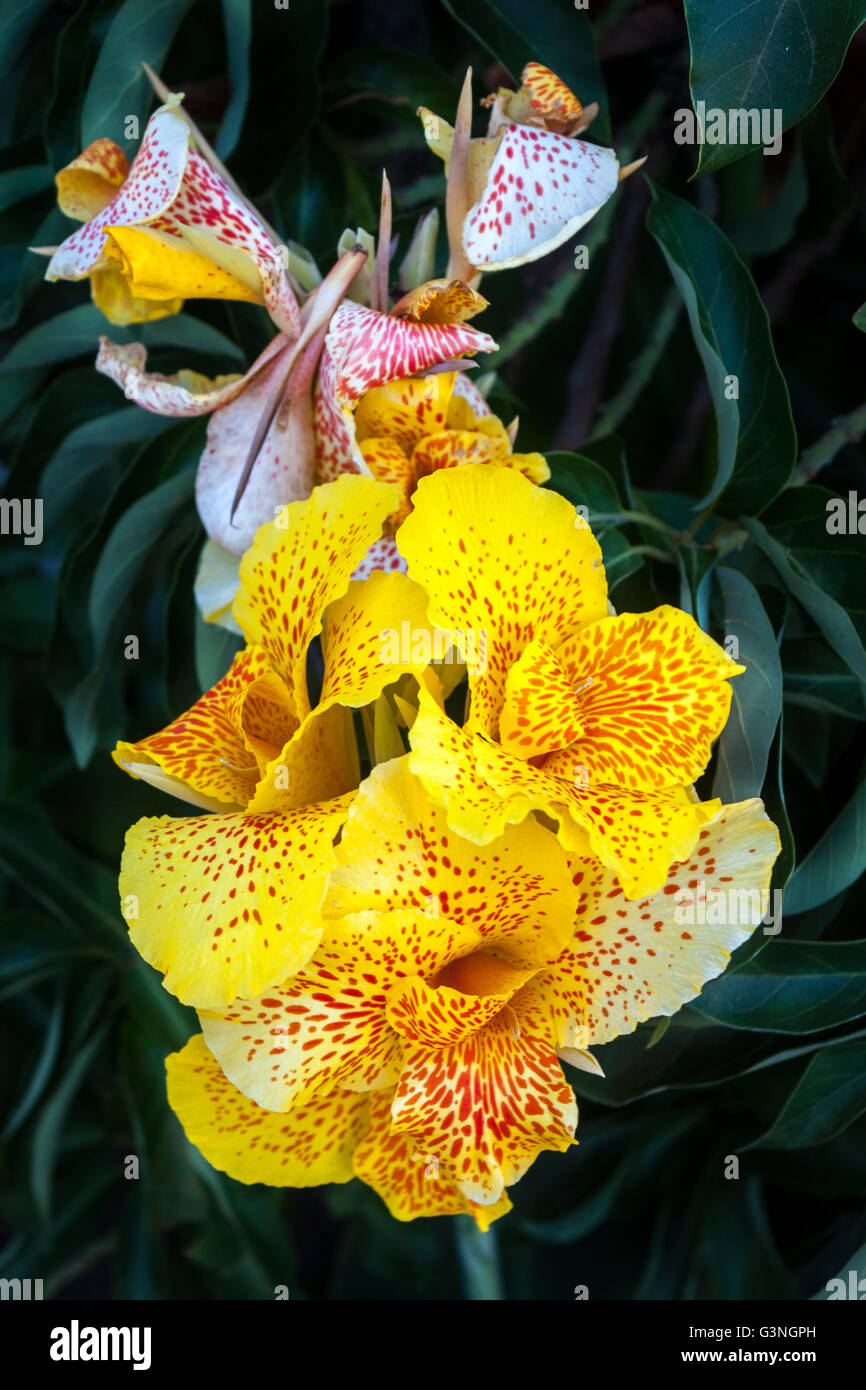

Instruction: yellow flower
[397,464,744,898]
[45,102,299,333]
[115,475,438,1009]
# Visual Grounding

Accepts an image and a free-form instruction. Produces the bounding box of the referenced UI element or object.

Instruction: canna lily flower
[196,756,580,1207]
[420,62,639,272]
[44,101,300,334]
[166,1035,512,1227]
[396,464,744,899]
[115,474,440,1009]
[165,774,778,1220]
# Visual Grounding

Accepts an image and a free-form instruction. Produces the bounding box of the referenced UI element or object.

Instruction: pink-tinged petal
[95,333,287,417]
[46,106,190,282]
[196,334,317,555]
[463,124,619,271]
[166,150,300,337]
[351,533,407,580]
[314,301,497,483]
[325,301,497,403]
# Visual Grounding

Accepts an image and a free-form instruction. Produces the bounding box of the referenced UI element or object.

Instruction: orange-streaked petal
[389,984,576,1203]
[519,62,584,134]
[391,277,489,324]
[386,960,535,1048]
[541,799,782,1049]
[500,637,586,758]
[232,474,402,716]
[353,1088,512,1228]
[325,756,578,966]
[166,1034,369,1186]
[119,796,351,1009]
[55,138,130,221]
[540,607,744,791]
[397,463,607,737]
[112,645,282,807]
[200,908,460,1109]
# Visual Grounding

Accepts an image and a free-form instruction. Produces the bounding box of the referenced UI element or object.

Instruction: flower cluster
[45,64,780,1225]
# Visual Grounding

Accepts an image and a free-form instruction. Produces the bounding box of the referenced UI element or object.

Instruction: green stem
[455,1217,504,1300]
[792,401,866,484]
[591,290,681,439]
[591,509,682,539]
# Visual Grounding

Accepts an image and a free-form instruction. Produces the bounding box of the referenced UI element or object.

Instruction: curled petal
[55,138,129,221]
[95,333,287,417]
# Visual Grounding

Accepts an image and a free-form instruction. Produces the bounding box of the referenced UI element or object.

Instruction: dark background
[1,0,865,1299]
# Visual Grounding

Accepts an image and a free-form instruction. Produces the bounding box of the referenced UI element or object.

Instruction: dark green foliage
[1,0,865,1300]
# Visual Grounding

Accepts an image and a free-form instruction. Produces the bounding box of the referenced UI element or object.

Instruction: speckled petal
[397,464,607,738]
[119,796,351,1009]
[540,799,781,1049]
[166,1034,369,1186]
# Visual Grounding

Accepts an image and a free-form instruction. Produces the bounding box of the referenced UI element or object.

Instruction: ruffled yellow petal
[397,464,607,737]
[355,373,457,453]
[119,796,351,1009]
[540,799,781,1048]
[390,278,489,324]
[166,1035,369,1186]
[535,607,744,791]
[325,756,578,965]
[233,475,403,717]
[389,982,576,1203]
[112,646,290,808]
[353,1089,513,1227]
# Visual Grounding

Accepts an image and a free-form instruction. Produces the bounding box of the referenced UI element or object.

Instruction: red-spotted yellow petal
[119,795,351,1009]
[166,1034,369,1186]
[232,474,402,716]
[531,607,744,790]
[386,957,536,1048]
[355,373,458,453]
[353,1088,512,1227]
[390,278,489,324]
[200,908,452,1109]
[389,983,576,1203]
[55,138,130,221]
[325,756,578,966]
[397,464,607,737]
[541,799,781,1049]
[248,703,360,815]
[500,636,584,758]
[112,645,286,808]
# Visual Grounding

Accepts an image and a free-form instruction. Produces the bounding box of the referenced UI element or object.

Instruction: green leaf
[785,780,866,916]
[854,303,866,333]
[439,0,610,143]
[0,164,51,211]
[80,0,195,151]
[742,499,866,701]
[694,939,866,1033]
[0,0,53,87]
[783,635,865,720]
[646,184,796,514]
[750,1038,866,1149]
[684,0,866,175]
[31,1016,112,1219]
[217,0,252,159]
[195,610,243,693]
[713,567,782,800]
[0,305,244,372]
[88,464,195,644]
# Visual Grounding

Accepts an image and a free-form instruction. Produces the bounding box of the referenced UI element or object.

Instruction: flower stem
[792,401,866,484]
[455,1217,504,1300]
